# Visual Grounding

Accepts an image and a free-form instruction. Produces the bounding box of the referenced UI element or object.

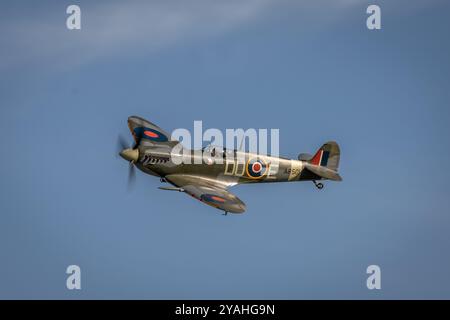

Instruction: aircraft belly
[137,164,161,177]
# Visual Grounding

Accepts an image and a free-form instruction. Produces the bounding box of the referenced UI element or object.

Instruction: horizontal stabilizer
[298,153,313,161]
[304,163,342,181]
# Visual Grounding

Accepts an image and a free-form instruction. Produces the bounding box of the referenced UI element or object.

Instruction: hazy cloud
[0,0,443,72]
[0,0,275,71]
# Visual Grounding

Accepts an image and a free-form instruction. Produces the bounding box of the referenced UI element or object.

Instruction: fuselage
[135,145,320,186]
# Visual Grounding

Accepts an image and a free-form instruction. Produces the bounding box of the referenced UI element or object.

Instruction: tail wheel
[313,180,324,190]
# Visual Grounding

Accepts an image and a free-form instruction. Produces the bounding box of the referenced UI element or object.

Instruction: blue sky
[1,0,450,299]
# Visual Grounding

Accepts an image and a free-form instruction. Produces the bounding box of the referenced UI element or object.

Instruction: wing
[165,174,246,214]
[127,116,177,147]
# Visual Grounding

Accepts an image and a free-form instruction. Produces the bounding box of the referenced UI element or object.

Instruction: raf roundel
[201,194,227,204]
[252,162,262,173]
[144,130,159,138]
[246,158,269,179]
[133,127,168,142]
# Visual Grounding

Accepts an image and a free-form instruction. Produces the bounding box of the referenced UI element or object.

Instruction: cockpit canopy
[202,145,236,159]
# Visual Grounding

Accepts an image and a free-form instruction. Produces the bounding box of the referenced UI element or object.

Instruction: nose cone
[119,148,139,162]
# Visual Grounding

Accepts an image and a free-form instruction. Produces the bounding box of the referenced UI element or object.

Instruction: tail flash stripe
[320,151,330,167]
[310,150,323,166]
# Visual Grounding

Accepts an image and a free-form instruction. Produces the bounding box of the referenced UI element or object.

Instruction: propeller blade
[128,162,136,189]
[118,132,137,190]
[117,134,129,151]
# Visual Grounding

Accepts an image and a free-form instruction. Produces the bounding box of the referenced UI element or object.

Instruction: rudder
[309,141,340,171]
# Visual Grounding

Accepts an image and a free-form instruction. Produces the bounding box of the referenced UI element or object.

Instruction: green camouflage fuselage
[136,146,320,187]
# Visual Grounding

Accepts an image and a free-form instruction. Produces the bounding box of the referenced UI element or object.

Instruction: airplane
[118,116,342,214]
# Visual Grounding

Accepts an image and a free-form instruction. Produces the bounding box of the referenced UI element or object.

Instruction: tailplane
[302,141,342,181]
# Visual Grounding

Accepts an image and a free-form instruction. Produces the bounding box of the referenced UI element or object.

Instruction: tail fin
[309,141,340,172]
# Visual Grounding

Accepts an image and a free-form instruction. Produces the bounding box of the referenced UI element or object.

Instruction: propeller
[117,134,139,189]
[117,134,129,152]
[128,161,136,189]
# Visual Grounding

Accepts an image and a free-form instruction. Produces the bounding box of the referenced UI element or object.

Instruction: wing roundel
[164,174,246,214]
[127,116,173,145]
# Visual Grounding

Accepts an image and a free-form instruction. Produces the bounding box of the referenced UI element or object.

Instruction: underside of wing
[165,174,246,214]
[128,116,177,147]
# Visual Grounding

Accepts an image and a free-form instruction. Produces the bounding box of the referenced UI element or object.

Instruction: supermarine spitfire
[118,116,342,214]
